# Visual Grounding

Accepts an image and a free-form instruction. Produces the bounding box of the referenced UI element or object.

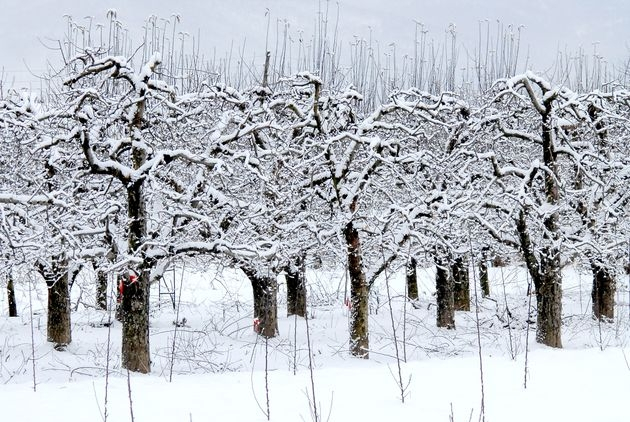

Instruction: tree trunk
[95,266,108,310]
[435,258,455,329]
[406,257,419,301]
[479,249,490,298]
[286,256,307,317]
[533,249,562,348]
[7,273,17,317]
[344,222,369,358]
[492,255,507,267]
[121,181,151,373]
[591,262,615,321]
[243,267,278,338]
[115,275,124,322]
[536,110,562,348]
[259,279,278,338]
[517,210,562,348]
[452,256,470,311]
[39,256,72,347]
[121,269,150,372]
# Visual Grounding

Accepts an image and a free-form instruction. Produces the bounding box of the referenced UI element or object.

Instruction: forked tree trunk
[435,259,455,329]
[536,109,563,348]
[38,256,72,347]
[452,257,470,311]
[518,210,563,348]
[513,104,563,348]
[121,180,151,373]
[406,257,419,301]
[95,266,108,311]
[286,256,307,317]
[344,222,369,358]
[591,262,615,321]
[243,267,278,338]
[7,273,18,317]
[586,105,615,322]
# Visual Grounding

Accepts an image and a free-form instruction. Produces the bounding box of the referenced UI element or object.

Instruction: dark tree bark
[37,134,72,347]
[586,106,614,322]
[503,87,564,348]
[406,257,419,301]
[535,108,563,348]
[517,210,562,348]
[243,267,278,338]
[38,256,72,347]
[344,222,369,358]
[478,250,490,298]
[96,224,117,311]
[115,274,124,322]
[492,255,507,267]
[7,273,17,317]
[285,256,307,317]
[95,266,108,311]
[534,249,562,347]
[452,256,470,311]
[67,56,155,373]
[435,258,455,329]
[121,268,150,372]
[121,180,151,373]
[591,262,615,321]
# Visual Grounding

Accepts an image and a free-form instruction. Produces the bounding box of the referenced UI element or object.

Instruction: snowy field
[1,264,629,421]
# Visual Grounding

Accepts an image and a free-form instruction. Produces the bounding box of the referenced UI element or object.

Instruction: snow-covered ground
[1,264,629,421]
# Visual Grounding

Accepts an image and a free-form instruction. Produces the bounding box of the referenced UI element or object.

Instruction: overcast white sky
[1,0,628,88]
